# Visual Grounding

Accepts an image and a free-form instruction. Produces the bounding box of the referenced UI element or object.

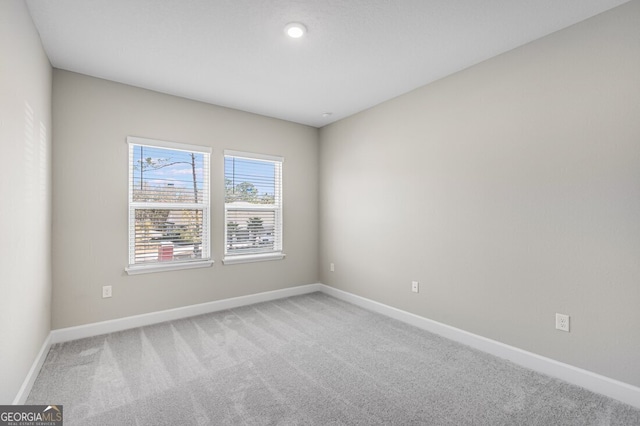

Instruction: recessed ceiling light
[285,22,307,39]
[322,112,332,118]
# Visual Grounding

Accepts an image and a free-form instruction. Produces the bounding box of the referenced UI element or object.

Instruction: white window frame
[125,136,213,275]
[223,150,285,265]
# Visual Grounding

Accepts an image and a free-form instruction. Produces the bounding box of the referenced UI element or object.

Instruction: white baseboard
[16,283,321,404]
[51,283,322,344]
[318,284,640,409]
[20,282,639,410]
[13,333,52,405]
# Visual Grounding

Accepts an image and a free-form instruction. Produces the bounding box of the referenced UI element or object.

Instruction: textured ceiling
[26,0,629,127]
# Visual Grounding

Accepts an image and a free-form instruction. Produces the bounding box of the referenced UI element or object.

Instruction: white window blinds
[127,137,211,272]
[224,151,283,261]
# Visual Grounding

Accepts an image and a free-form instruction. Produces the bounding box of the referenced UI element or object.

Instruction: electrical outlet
[102,285,112,298]
[555,313,570,332]
[411,281,419,293]
[330,263,335,272]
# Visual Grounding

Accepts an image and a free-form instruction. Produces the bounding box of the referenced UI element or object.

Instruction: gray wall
[52,70,319,329]
[0,1,52,404]
[4,0,638,403]
[319,2,640,387]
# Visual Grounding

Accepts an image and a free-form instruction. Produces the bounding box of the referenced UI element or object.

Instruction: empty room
[2,0,639,424]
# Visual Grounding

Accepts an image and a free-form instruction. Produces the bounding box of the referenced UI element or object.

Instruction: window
[126,136,212,274]
[224,150,284,264]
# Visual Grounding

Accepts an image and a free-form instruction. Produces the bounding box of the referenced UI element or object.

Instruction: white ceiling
[26,0,629,128]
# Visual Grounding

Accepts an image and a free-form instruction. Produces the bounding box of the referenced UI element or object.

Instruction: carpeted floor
[27,292,640,425]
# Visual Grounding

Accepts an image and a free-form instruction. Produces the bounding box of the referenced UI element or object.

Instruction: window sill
[125,260,214,275]
[222,252,286,265]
